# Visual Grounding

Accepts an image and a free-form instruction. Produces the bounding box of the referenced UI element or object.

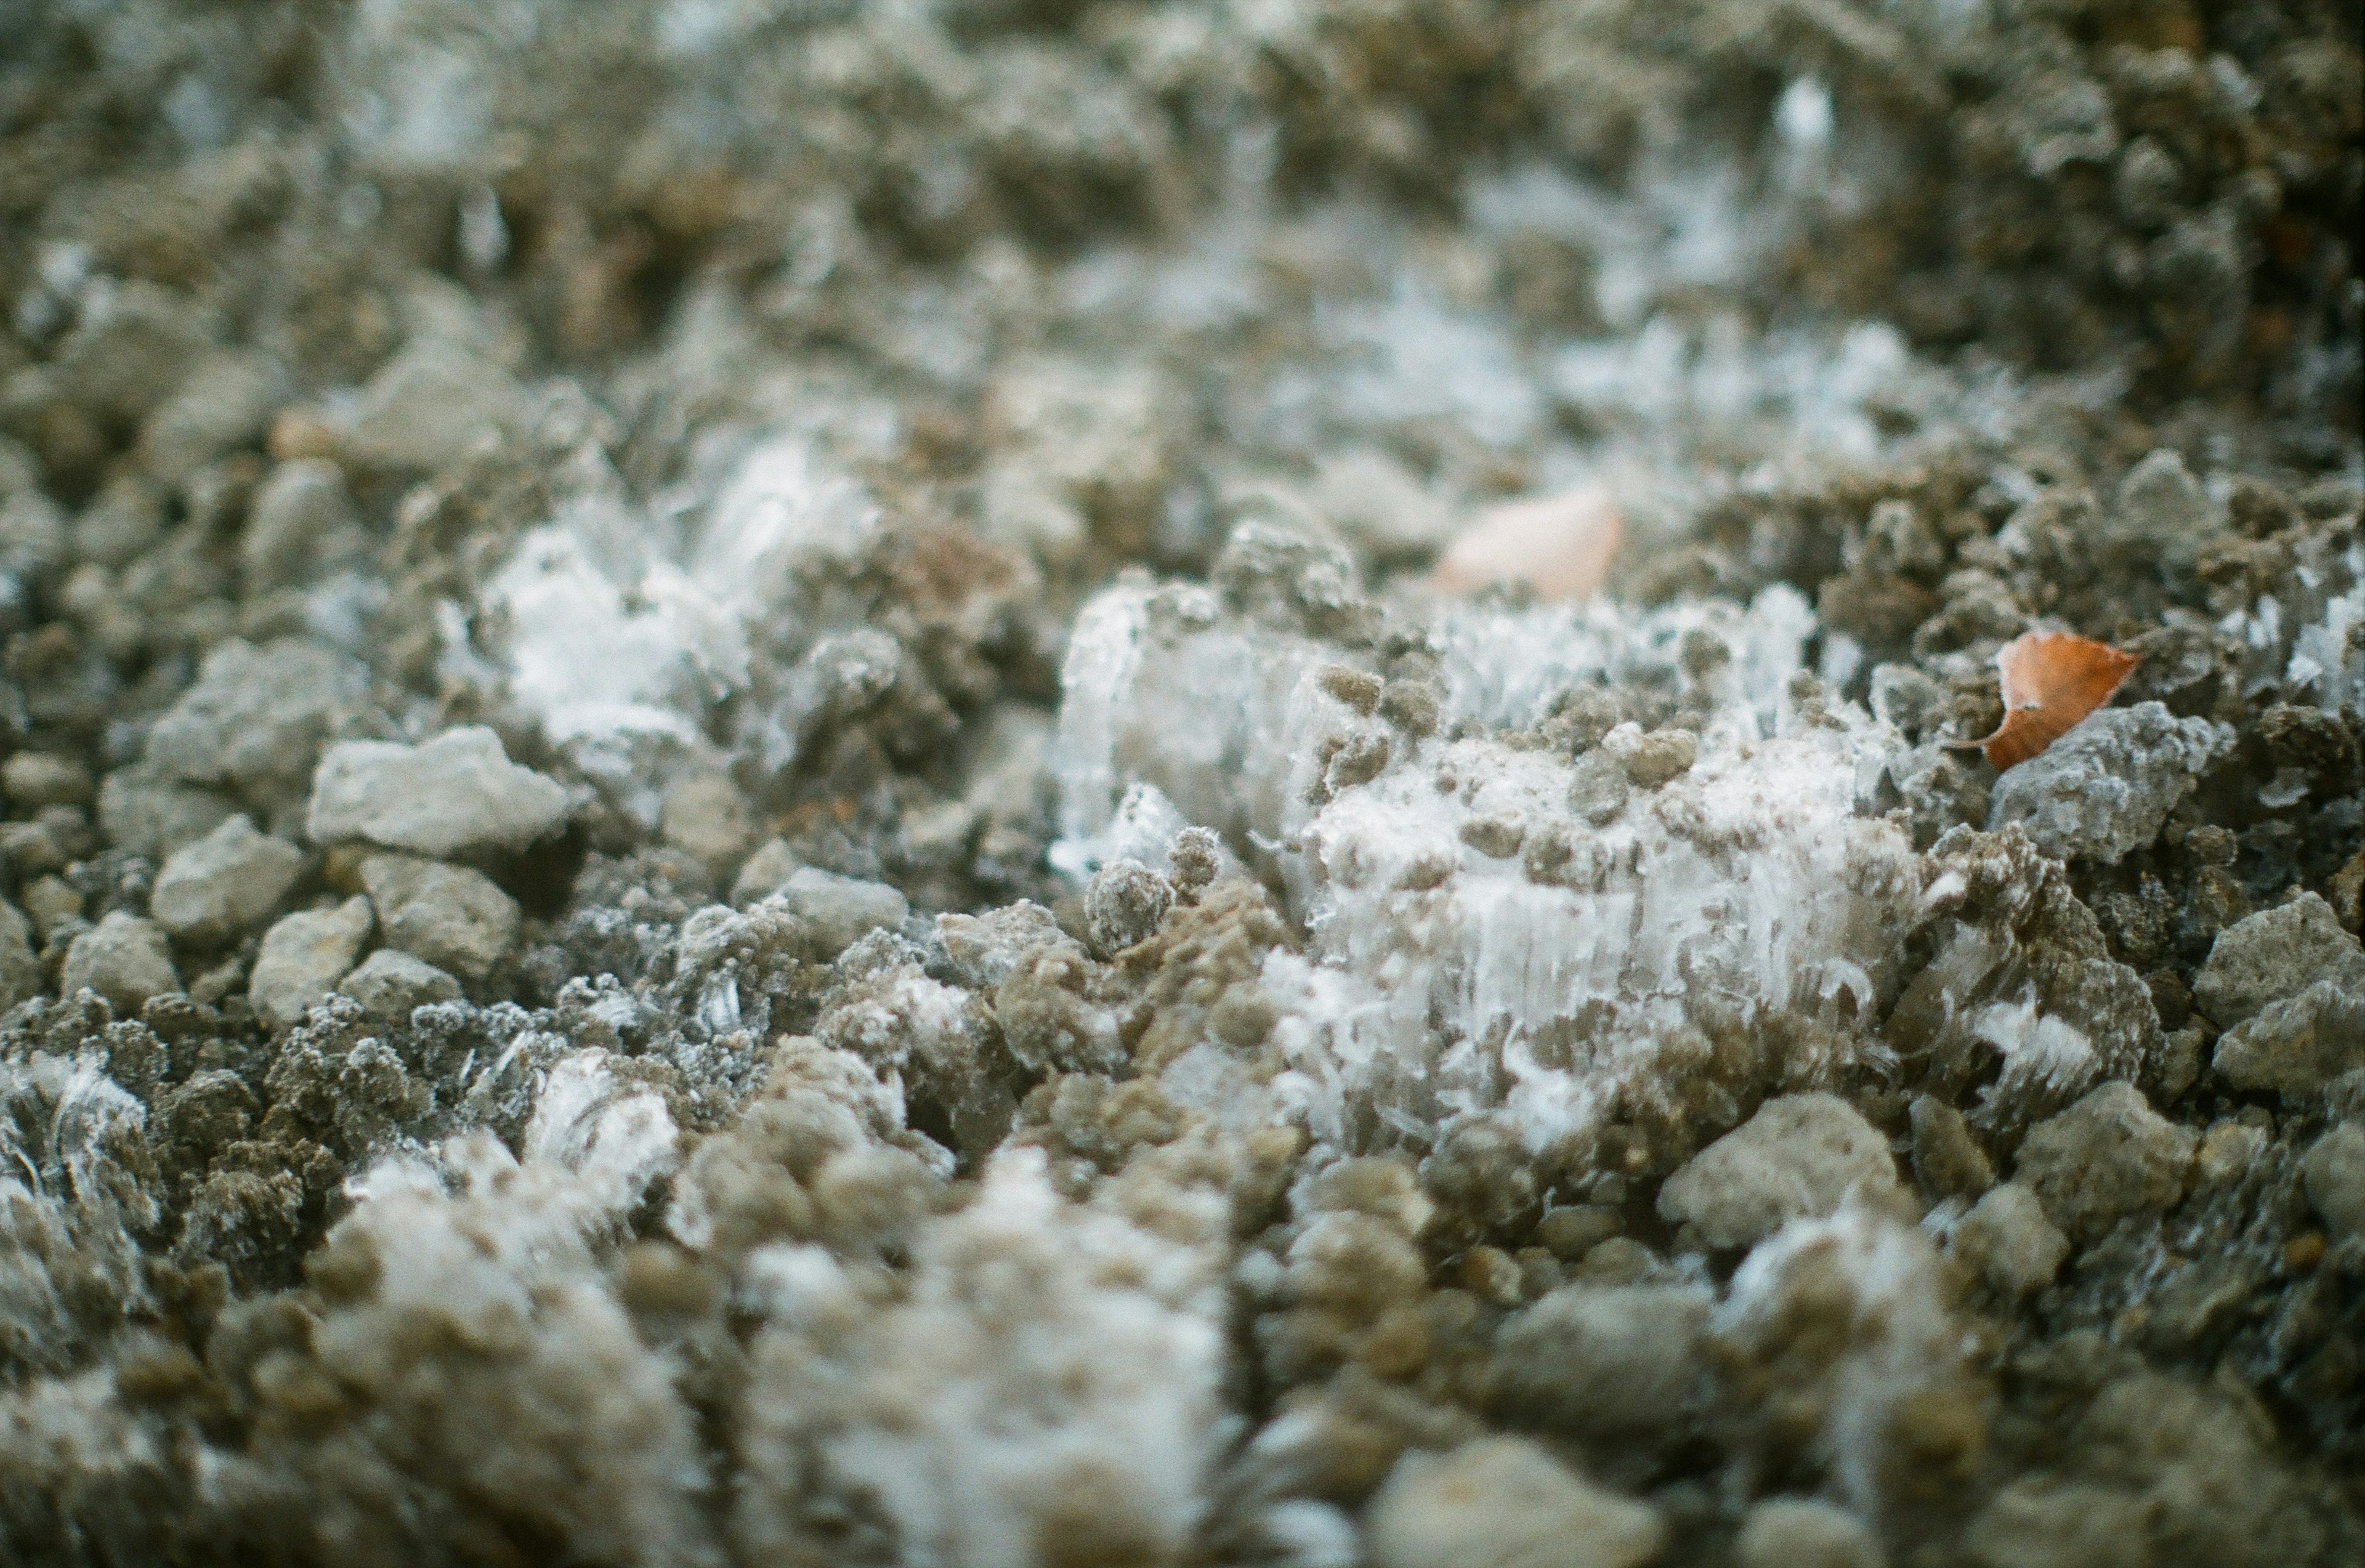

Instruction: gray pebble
[336,948,464,1025]
[1365,1437,1664,1568]
[1736,1498,1884,1568]
[1657,1093,1899,1251]
[145,637,375,808]
[2301,1122,2365,1243]
[1951,1182,2070,1298]
[1987,702,2230,864]
[249,896,373,1032]
[2194,893,2365,1029]
[61,911,182,1016]
[150,815,305,942]
[777,867,908,960]
[358,854,521,979]
[2013,1082,2194,1243]
[309,726,570,860]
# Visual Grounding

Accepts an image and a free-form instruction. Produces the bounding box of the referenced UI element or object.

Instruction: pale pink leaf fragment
[1431,484,1623,602]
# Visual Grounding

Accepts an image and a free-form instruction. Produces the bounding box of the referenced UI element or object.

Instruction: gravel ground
[0,2,2359,1565]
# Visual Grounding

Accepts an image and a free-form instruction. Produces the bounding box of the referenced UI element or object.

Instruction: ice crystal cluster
[0,1,2362,1566]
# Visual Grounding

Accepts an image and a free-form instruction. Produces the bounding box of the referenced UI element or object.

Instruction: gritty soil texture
[0,2,2359,1566]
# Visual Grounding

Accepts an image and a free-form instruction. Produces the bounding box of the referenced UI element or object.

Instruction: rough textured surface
[1364,1438,1665,1568]
[148,815,304,941]
[308,727,571,860]
[248,896,373,1032]
[0,1,2359,1563]
[1987,703,2231,863]
[1659,1094,1900,1251]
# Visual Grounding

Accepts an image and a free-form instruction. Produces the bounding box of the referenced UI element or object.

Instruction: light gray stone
[95,765,237,860]
[358,854,520,979]
[2194,894,2365,1029]
[336,948,463,1024]
[730,838,802,906]
[242,457,366,591]
[2212,980,2365,1099]
[145,637,375,807]
[1951,1182,2070,1298]
[2301,1122,2365,1242]
[341,339,527,471]
[136,349,284,483]
[150,815,305,942]
[249,897,374,1032]
[1366,1438,1664,1568]
[1987,702,2231,864]
[1736,1498,1883,1568]
[1657,1093,1899,1251]
[1,751,91,809]
[60,911,181,1016]
[660,774,754,876]
[1493,1282,1712,1436]
[0,899,38,1012]
[1963,1477,2151,1568]
[309,726,570,860]
[2013,1082,2194,1243]
[777,866,907,958]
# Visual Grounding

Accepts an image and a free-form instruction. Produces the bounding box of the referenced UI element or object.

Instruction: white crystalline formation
[1051,528,1933,1168]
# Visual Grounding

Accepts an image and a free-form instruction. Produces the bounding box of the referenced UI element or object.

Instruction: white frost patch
[734,1146,1229,1567]
[475,434,880,789]
[1716,1204,1973,1513]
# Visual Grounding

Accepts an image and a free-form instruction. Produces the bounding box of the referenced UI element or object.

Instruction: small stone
[1909,1095,1995,1198]
[1657,1093,1899,1251]
[308,726,570,860]
[1365,1437,1664,1568]
[1492,1282,1712,1436]
[1083,857,1173,955]
[335,948,463,1025]
[145,637,375,809]
[95,765,238,860]
[1962,1476,2151,1568]
[777,867,908,960]
[1606,723,1697,789]
[1,751,92,809]
[358,854,520,979]
[2110,448,2218,575]
[730,838,802,906]
[2193,893,2365,1028]
[150,815,305,942]
[1536,1204,1622,1260]
[340,339,527,471]
[2193,1119,2270,1187]
[2013,1082,2194,1243]
[1309,447,1456,564]
[249,897,373,1032]
[659,774,754,878]
[1458,811,1527,859]
[1951,1182,2070,1298]
[60,911,182,1015]
[2300,1123,2365,1242]
[1735,1498,1884,1568]
[136,350,283,483]
[0,899,38,1011]
[2210,981,2365,1099]
[1567,751,1631,826]
[18,876,83,941]
[241,457,366,591]
[1987,702,2231,864]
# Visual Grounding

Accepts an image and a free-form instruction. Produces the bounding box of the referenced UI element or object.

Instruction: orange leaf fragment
[1952,631,2140,771]
[1432,484,1623,602]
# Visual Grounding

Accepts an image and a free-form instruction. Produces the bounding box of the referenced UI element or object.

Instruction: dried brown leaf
[1951,630,2140,770]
